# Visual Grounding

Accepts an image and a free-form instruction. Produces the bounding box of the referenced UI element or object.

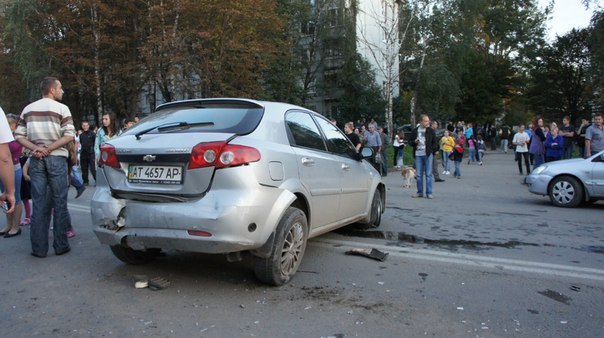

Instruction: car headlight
[533,165,547,175]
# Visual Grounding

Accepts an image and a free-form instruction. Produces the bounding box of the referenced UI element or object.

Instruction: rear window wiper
[135,121,214,140]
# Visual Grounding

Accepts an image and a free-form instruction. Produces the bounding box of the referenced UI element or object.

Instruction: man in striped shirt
[15,76,75,258]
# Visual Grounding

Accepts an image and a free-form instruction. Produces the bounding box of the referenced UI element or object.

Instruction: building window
[327,7,339,27]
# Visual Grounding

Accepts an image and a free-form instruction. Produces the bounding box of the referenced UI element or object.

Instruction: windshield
[124,106,264,136]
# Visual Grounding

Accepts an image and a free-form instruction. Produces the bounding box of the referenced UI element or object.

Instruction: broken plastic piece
[345,248,388,261]
[148,276,171,290]
[132,275,148,289]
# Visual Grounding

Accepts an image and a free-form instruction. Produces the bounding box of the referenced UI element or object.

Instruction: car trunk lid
[100,132,236,198]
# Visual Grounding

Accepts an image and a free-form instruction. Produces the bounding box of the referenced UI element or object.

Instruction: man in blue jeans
[15,77,76,257]
[410,114,439,199]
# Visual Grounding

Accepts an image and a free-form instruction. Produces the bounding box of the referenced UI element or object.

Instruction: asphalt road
[0,151,602,337]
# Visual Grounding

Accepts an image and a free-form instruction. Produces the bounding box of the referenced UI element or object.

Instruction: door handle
[341,164,350,170]
[301,157,315,166]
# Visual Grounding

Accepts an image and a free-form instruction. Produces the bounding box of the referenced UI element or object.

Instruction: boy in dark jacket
[450,142,464,179]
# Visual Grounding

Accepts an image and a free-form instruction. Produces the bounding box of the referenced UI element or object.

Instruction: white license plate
[127,165,183,184]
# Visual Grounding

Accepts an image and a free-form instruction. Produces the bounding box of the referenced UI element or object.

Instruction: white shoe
[442,170,446,175]
[446,171,450,175]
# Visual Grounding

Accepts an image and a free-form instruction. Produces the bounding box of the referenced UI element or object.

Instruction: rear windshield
[123,106,264,136]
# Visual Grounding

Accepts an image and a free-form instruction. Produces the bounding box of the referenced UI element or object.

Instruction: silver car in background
[526,150,604,207]
[91,98,385,285]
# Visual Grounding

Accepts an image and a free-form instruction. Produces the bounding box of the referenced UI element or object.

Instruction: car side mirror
[358,147,374,161]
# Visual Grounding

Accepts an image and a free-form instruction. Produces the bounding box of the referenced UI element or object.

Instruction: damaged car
[91,98,385,285]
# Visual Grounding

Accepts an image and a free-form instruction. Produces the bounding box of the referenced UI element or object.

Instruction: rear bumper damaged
[90,184,296,254]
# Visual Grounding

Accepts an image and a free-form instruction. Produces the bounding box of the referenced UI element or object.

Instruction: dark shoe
[0,230,8,236]
[31,252,46,258]
[412,194,424,198]
[76,186,86,199]
[435,179,445,182]
[55,247,71,256]
[4,229,22,238]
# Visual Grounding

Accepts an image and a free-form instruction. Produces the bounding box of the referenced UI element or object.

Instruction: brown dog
[401,166,416,188]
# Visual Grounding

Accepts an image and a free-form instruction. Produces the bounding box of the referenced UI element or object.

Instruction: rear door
[312,116,371,220]
[285,111,341,227]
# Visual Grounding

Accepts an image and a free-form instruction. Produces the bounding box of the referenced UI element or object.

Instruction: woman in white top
[512,124,531,175]
[392,130,405,169]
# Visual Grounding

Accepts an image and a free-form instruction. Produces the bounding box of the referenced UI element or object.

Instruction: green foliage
[399,0,549,125]
[337,55,387,124]
[589,10,604,111]
[528,28,593,123]
[0,0,599,129]
[416,63,460,121]
[1,0,286,123]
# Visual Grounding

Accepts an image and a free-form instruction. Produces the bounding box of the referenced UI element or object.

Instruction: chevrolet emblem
[143,155,156,162]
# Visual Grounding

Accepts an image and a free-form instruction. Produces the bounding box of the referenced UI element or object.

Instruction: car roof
[155,98,309,114]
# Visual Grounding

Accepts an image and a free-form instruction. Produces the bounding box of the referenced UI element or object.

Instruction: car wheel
[369,189,383,227]
[110,245,160,265]
[549,176,583,208]
[254,207,308,286]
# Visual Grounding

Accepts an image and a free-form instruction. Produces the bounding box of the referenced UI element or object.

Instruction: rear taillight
[99,144,120,168]
[188,141,260,169]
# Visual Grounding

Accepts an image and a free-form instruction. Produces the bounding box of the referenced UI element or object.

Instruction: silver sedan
[91,98,385,285]
[526,150,604,207]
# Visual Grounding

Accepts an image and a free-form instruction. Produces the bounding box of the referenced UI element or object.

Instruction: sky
[539,0,601,41]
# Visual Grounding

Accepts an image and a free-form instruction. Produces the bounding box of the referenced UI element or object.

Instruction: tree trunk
[91,2,102,125]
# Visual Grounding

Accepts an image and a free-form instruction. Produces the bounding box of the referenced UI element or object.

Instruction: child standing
[476,135,486,165]
[451,142,465,179]
[467,137,476,164]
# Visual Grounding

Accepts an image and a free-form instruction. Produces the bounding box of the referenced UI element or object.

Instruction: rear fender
[249,190,299,258]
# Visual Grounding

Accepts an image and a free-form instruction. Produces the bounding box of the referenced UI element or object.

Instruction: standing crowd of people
[342,113,603,200]
[510,114,603,176]
[0,76,141,257]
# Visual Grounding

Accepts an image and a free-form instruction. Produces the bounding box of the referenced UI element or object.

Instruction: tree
[356,0,403,135]
[399,0,549,125]
[588,10,604,113]
[528,29,593,122]
[337,53,386,124]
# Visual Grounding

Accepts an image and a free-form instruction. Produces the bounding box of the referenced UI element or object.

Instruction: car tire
[254,207,308,286]
[369,189,383,227]
[549,176,583,208]
[110,245,160,265]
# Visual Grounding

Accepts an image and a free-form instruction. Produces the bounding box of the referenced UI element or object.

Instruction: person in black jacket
[79,120,96,185]
[410,114,439,199]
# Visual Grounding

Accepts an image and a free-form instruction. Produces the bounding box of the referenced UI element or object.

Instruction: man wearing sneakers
[411,114,439,199]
